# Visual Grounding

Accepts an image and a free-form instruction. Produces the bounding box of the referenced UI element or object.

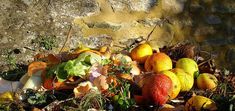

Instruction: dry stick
[59,25,73,53]
[113,20,159,50]
[42,98,75,110]
[146,18,170,42]
[198,58,213,67]
[146,23,158,42]
[198,50,214,67]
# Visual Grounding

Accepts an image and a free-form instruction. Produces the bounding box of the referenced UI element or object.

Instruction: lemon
[131,43,153,63]
[185,96,217,111]
[172,68,194,92]
[161,70,181,99]
[176,58,199,78]
[0,91,14,101]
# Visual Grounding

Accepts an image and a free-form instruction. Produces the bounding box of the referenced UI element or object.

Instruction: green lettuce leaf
[75,52,101,64]
[55,62,68,82]
[47,52,102,81]
[64,60,90,78]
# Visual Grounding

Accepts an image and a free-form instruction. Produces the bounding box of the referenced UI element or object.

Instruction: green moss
[31,35,57,50]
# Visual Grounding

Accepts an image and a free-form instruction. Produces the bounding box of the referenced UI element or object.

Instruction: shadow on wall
[174,0,235,71]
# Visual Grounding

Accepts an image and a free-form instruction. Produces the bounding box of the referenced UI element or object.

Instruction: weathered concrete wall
[0,0,235,72]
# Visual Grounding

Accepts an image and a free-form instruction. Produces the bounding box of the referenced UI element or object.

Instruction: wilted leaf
[28,61,47,76]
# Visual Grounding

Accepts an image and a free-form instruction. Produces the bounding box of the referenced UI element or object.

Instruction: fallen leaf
[27,61,47,76]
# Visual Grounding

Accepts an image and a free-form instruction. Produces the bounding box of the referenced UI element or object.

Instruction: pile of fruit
[0,42,234,111]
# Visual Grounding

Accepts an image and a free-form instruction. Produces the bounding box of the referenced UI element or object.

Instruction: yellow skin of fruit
[158,104,175,111]
[130,43,153,64]
[145,53,172,73]
[197,73,218,91]
[176,58,199,78]
[185,96,217,111]
[0,91,14,101]
[161,70,181,99]
[171,68,194,92]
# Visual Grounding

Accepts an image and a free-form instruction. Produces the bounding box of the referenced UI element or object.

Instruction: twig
[23,47,36,51]
[42,98,75,111]
[113,44,127,49]
[198,58,213,67]
[146,18,170,42]
[146,23,158,41]
[59,25,73,53]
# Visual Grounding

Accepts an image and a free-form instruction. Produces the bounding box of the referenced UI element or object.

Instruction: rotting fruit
[185,95,217,111]
[197,73,218,91]
[142,74,173,105]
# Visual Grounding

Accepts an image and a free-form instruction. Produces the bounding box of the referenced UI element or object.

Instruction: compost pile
[0,42,234,111]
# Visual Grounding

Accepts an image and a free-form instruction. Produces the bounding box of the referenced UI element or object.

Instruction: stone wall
[0,0,235,72]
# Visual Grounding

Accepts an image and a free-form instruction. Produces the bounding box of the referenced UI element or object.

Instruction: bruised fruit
[131,43,153,63]
[145,53,172,73]
[161,70,181,99]
[176,58,199,78]
[142,74,173,105]
[134,73,152,88]
[185,96,217,111]
[197,73,218,90]
[172,68,194,92]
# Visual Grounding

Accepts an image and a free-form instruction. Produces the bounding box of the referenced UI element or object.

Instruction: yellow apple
[197,73,218,91]
[185,96,217,111]
[130,43,153,63]
[161,70,181,99]
[145,53,172,73]
[176,58,199,78]
[171,68,194,92]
